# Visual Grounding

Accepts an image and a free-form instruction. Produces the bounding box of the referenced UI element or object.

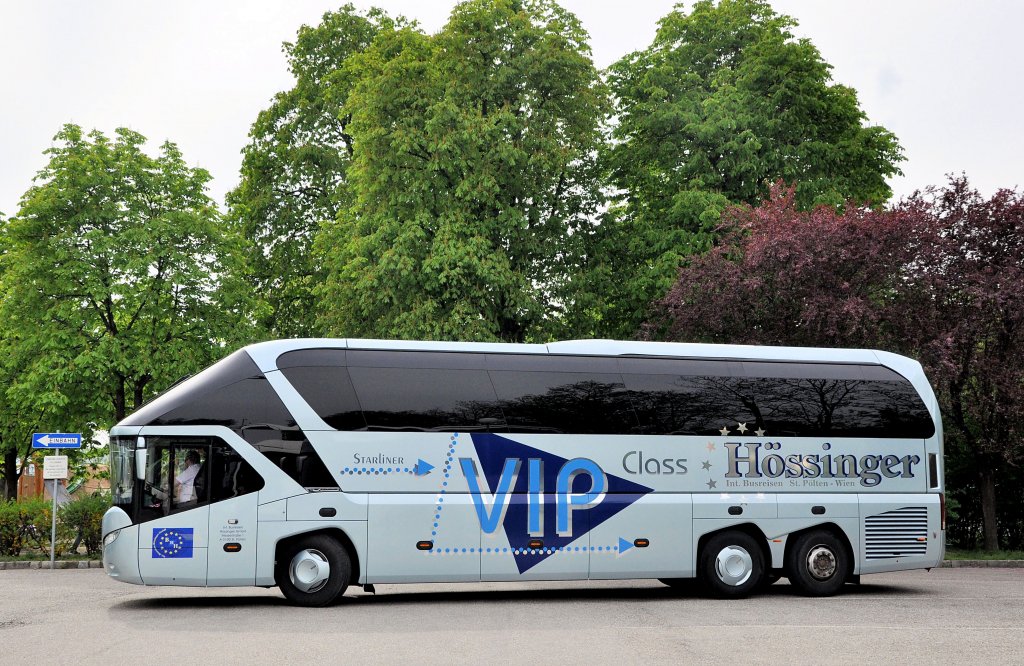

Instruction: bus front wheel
[276,534,351,607]
[785,530,849,597]
[699,531,764,598]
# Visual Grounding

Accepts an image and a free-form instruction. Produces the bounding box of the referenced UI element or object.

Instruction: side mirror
[135,438,147,481]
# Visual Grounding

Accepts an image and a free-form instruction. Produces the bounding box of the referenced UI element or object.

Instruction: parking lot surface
[1,568,1022,664]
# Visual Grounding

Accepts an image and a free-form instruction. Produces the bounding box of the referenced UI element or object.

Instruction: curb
[940,559,1024,568]
[0,560,103,570]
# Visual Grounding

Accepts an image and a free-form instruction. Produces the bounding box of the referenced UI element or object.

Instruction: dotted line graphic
[340,467,413,475]
[431,433,459,539]
[424,544,623,556]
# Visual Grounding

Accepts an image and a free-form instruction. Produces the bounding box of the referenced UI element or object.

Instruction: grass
[945,548,1024,560]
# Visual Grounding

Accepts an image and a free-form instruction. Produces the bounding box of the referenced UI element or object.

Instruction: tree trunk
[114,379,126,423]
[2,448,17,501]
[978,466,1000,551]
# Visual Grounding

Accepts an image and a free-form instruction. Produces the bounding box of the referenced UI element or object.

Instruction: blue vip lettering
[460,457,607,537]
[724,442,920,487]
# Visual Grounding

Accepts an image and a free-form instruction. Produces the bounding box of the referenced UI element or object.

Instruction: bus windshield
[110,436,135,509]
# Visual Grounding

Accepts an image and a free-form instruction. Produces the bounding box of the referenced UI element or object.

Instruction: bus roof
[244,337,889,368]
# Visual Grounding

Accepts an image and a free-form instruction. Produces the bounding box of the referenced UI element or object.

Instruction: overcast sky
[1,0,1021,216]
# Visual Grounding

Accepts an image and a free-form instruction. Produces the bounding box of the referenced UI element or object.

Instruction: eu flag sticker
[152,528,194,558]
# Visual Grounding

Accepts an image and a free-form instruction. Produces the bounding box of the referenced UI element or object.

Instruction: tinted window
[278,348,348,369]
[349,350,488,370]
[249,437,338,489]
[622,373,732,435]
[123,349,264,426]
[278,365,366,431]
[489,370,639,434]
[147,376,298,442]
[349,365,504,431]
[621,358,933,438]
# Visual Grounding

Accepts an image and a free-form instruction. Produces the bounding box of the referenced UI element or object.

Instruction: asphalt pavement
[1,568,1022,664]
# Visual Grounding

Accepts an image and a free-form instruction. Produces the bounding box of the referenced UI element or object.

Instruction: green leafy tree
[574,0,904,339]
[227,5,396,337]
[315,0,609,342]
[0,125,254,496]
[566,190,729,339]
[609,0,903,209]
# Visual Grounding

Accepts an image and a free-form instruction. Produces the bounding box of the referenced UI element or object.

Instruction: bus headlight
[103,529,121,549]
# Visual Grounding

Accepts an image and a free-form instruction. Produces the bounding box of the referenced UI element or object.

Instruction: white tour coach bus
[102,339,945,606]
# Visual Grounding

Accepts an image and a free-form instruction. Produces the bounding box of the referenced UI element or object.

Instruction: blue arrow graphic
[413,459,434,476]
[618,537,633,554]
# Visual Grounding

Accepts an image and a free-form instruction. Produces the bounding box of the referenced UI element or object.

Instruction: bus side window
[277,363,366,431]
[348,363,504,432]
[489,369,639,435]
[208,440,264,501]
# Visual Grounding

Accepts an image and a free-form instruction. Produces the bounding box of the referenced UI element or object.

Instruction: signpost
[33,434,82,568]
[32,433,82,449]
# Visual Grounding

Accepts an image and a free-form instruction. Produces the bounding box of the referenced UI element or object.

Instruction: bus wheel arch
[783,524,853,597]
[274,528,359,607]
[696,524,770,598]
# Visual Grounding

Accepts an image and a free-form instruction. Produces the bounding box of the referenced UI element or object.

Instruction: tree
[573,0,905,339]
[565,189,729,340]
[652,179,1024,550]
[652,184,933,348]
[315,0,609,342]
[0,125,254,497]
[228,5,395,337]
[608,0,903,210]
[905,179,1024,550]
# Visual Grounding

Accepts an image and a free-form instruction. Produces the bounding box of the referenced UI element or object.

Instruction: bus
[102,338,945,606]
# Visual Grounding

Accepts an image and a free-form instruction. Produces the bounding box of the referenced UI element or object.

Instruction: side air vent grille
[865,506,928,560]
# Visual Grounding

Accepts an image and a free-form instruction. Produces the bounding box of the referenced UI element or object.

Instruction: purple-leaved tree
[652,178,1024,549]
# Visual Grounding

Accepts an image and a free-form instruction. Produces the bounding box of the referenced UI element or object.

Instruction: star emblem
[706,479,717,489]
[701,460,712,471]
[737,422,748,434]
[719,426,730,436]
[706,441,716,452]
[755,428,766,437]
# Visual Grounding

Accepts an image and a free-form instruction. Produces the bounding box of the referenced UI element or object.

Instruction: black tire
[275,534,351,607]
[785,530,850,597]
[699,531,764,599]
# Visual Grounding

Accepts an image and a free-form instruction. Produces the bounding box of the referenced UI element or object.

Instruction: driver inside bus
[147,450,202,507]
[174,450,202,504]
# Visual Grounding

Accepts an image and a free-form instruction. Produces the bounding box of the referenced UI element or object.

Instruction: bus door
[205,439,262,586]
[136,438,210,586]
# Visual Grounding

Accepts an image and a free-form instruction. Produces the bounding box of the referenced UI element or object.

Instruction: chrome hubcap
[715,545,754,586]
[289,548,331,593]
[806,545,837,580]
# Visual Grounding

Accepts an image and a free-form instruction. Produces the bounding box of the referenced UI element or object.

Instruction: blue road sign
[32,433,82,449]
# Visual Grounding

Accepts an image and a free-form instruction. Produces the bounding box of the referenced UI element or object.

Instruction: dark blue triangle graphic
[469,433,653,573]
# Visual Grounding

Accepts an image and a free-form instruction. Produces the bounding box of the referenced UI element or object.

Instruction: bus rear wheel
[785,530,849,597]
[699,531,764,599]
[276,534,351,607]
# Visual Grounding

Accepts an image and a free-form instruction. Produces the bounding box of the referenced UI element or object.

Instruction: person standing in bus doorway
[175,450,202,503]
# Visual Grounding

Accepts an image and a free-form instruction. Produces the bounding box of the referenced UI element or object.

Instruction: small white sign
[43,455,68,480]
